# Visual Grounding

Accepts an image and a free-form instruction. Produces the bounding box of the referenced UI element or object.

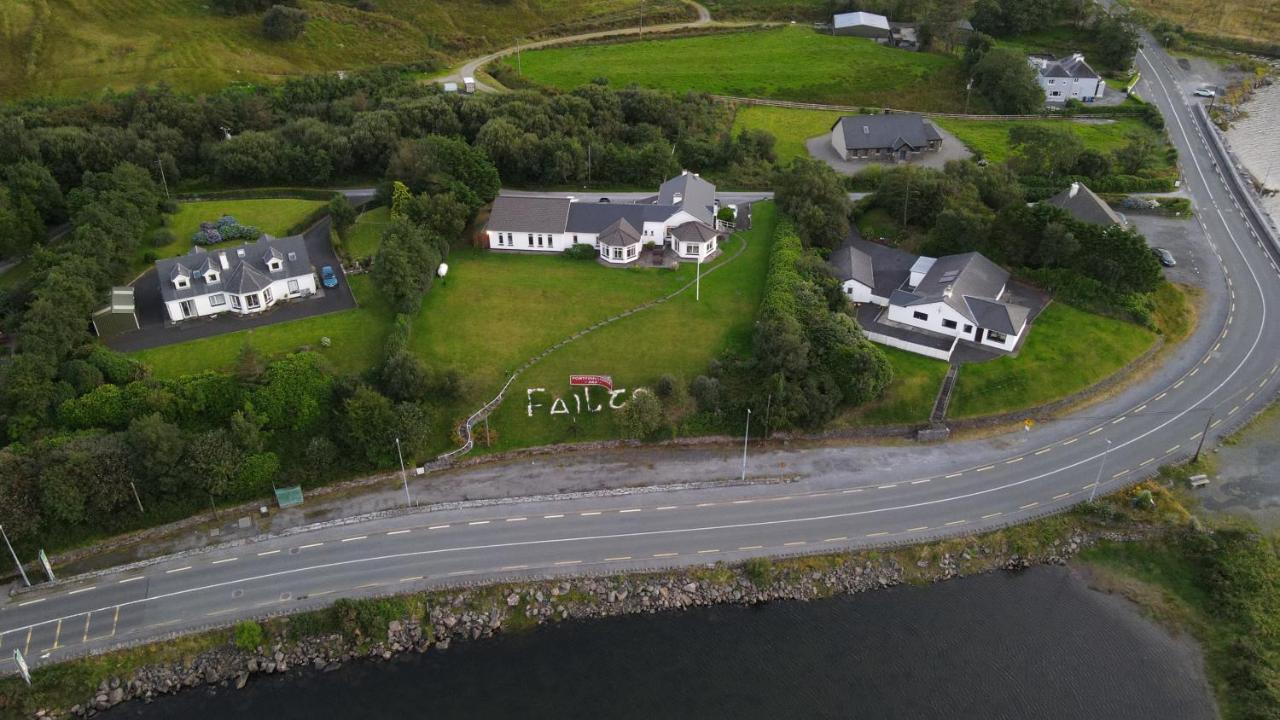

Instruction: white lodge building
[483,171,728,265]
[155,234,317,323]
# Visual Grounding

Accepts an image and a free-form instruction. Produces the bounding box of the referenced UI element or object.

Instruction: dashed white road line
[738,545,763,551]
[907,526,928,532]
[210,558,237,565]
[783,541,806,547]
[18,599,45,607]
[579,512,601,517]
[341,536,367,543]
[604,556,632,562]
[823,537,848,543]
[299,543,324,550]
[257,550,280,557]
[469,520,491,525]
[555,560,583,566]
[166,566,191,574]
[387,529,412,535]
[1019,502,1039,510]
[619,509,642,514]
[429,524,452,529]
[118,576,145,584]
[652,553,679,558]
[944,520,966,526]
[981,512,1002,520]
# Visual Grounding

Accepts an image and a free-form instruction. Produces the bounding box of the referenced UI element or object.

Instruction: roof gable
[834,114,940,152]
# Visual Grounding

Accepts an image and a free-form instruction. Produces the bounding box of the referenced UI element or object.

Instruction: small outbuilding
[832,11,891,40]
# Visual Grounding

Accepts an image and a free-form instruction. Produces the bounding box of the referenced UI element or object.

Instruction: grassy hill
[0,0,687,98]
[1124,0,1279,45]
[503,25,982,112]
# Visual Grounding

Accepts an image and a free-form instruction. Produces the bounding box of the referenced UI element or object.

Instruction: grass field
[932,117,1176,170]
[948,303,1157,418]
[342,206,391,261]
[148,197,327,269]
[505,26,982,112]
[477,203,777,451]
[1123,0,1279,45]
[0,0,686,98]
[731,105,841,164]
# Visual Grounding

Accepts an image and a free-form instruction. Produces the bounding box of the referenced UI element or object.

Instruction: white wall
[1040,76,1105,102]
[166,273,316,323]
[864,330,956,361]
[842,279,875,305]
[886,300,971,339]
[831,127,848,160]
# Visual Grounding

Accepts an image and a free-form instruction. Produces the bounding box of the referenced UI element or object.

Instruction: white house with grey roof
[1028,52,1105,103]
[830,114,942,163]
[155,234,317,323]
[832,240,1031,360]
[484,171,726,265]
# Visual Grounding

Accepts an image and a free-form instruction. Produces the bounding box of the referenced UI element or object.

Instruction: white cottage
[484,171,726,265]
[1028,52,1105,103]
[156,234,317,323]
[832,241,1031,359]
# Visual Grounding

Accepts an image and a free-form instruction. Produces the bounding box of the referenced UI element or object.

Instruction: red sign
[570,374,613,391]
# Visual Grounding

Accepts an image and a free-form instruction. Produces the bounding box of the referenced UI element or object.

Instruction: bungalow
[1029,52,1105,103]
[156,234,317,323]
[832,240,1031,360]
[484,171,727,265]
[830,113,943,163]
[1044,181,1125,226]
[832,11,891,41]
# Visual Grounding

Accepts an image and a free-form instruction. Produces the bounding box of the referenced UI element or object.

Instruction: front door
[974,327,984,343]
[180,300,195,318]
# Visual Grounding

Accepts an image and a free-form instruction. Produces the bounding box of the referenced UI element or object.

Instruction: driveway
[107,217,357,353]
[806,123,973,175]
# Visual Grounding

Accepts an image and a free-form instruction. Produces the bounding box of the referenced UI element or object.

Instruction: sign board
[569,375,613,392]
[274,486,304,509]
[14,649,30,685]
[37,549,54,582]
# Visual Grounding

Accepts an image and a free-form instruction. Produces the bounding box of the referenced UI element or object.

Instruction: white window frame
[288,279,300,294]
[209,293,226,307]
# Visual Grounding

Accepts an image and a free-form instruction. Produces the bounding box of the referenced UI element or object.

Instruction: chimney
[219,252,230,270]
[1069,182,1080,198]
[681,169,689,176]
[943,285,953,299]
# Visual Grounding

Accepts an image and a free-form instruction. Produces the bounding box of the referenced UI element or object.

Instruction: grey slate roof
[830,245,875,289]
[486,196,571,233]
[657,171,716,224]
[1039,53,1099,79]
[907,252,1021,327]
[566,202,680,233]
[597,218,642,247]
[833,114,942,152]
[848,239,915,298]
[155,234,311,304]
[670,221,720,244]
[965,297,1029,335]
[1044,182,1124,226]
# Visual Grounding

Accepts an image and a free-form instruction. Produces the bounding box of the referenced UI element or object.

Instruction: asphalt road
[3,38,1280,674]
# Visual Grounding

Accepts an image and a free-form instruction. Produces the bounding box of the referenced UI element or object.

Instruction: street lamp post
[1,524,30,587]
[1090,438,1113,503]
[696,254,702,301]
[396,437,414,508]
[740,408,752,482]
[1193,411,1215,463]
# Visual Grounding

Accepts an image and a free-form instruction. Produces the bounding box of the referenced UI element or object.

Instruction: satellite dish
[437,263,449,278]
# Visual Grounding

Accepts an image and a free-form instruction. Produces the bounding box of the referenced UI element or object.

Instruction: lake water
[117,566,1216,719]
[1226,80,1280,222]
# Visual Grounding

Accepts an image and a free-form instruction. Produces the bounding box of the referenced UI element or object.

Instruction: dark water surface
[119,566,1216,719]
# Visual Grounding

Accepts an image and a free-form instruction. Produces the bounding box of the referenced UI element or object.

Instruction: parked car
[1193,87,1216,98]
[1152,248,1176,267]
[598,197,611,203]
[321,265,338,288]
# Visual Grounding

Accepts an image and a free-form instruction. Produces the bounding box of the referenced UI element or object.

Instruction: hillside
[0,0,688,98]
[1125,0,1278,45]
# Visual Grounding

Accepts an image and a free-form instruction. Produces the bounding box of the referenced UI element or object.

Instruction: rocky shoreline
[30,525,1154,719]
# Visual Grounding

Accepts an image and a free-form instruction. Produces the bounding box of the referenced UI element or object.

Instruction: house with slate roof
[1028,52,1105,103]
[1044,181,1125,226]
[154,234,317,323]
[832,240,1032,360]
[484,171,727,266]
[830,114,943,163]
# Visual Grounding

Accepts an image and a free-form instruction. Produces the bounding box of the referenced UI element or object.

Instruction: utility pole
[763,393,772,439]
[1090,438,1113,503]
[129,480,145,514]
[696,254,702,301]
[963,78,973,115]
[1193,411,1214,463]
[155,159,169,200]
[740,408,752,482]
[0,524,30,587]
[396,437,414,507]
[902,169,912,227]
[517,40,522,76]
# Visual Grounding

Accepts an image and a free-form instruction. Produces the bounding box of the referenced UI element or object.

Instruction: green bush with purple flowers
[192,215,261,246]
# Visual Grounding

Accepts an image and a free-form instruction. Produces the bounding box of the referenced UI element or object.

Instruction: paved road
[496,190,870,204]
[3,38,1280,674]
[436,1,717,93]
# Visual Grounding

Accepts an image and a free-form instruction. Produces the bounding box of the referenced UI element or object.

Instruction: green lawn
[342,206,391,261]
[949,302,1157,418]
[131,274,392,379]
[0,0,685,98]
[477,203,778,451]
[145,197,327,271]
[835,346,949,426]
[505,26,983,112]
[731,105,842,164]
[932,117,1174,171]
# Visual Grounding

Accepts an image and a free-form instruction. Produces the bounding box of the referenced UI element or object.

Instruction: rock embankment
[40,528,1138,719]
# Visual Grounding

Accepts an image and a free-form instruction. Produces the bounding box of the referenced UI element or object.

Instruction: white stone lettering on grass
[550,397,570,415]
[526,388,546,417]
[525,387,631,418]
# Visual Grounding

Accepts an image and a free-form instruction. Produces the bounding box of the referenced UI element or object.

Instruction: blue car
[321,265,338,288]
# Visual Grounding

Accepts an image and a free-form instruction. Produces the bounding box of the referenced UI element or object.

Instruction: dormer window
[205,271,219,283]
[174,277,189,289]
[269,260,281,272]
